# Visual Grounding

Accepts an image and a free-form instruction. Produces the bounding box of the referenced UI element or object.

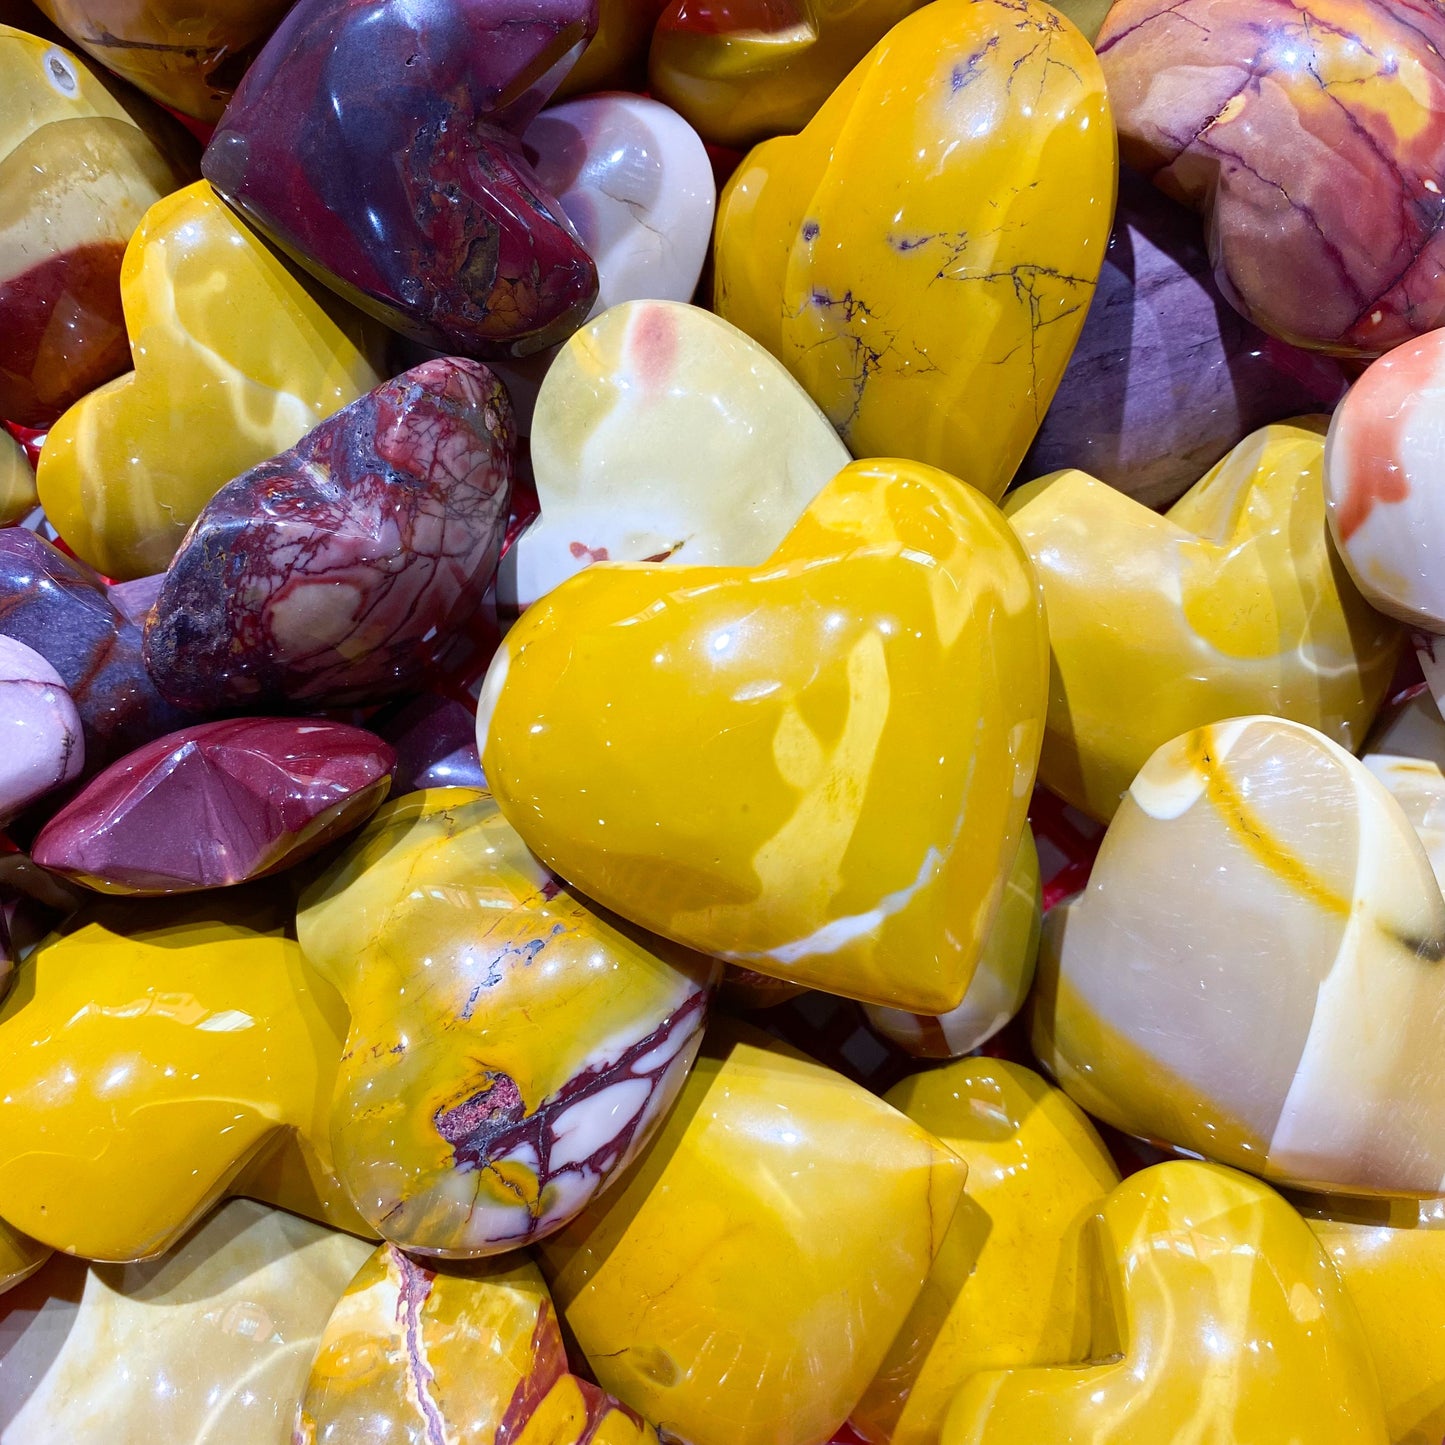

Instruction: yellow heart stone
[1007,418,1402,821]
[479,456,1047,1012]
[36,180,383,579]
[713,0,1115,502]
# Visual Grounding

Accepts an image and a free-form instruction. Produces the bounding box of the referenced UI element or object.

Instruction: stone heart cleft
[713,0,1115,502]
[479,456,1047,1013]
[296,788,717,1258]
[202,0,601,358]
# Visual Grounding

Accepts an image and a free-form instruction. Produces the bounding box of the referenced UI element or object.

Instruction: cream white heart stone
[498,299,852,609]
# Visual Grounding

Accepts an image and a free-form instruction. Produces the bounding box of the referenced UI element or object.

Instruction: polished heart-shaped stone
[1303,1195,1445,1445]
[0,26,191,427]
[299,1246,657,1445]
[143,358,514,712]
[202,0,599,358]
[1033,716,1445,1198]
[35,181,384,581]
[501,299,849,609]
[713,0,1114,503]
[481,457,1047,1013]
[941,1162,1390,1445]
[865,827,1040,1061]
[1020,171,1349,510]
[540,1025,968,1445]
[0,887,373,1260]
[0,1201,371,1444]
[649,0,929,149]
[852,1060,1120,1445]
[297,789,716,1258]
[1097,0,1445,357]
[32,718,395,895]
[1007,419,1402,822]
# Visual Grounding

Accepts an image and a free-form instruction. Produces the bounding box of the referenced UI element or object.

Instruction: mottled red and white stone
[0,635,82,822]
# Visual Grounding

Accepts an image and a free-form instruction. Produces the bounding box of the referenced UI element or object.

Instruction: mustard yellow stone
[297,788,716,1258]
[36,179,383,580]
[865,828,1041,1058]
[0,1217,48,1295]
[1304,1195,1445,1445]
[1006,418,1403,821]
[648,0,930,150]
[0,888,372,1261]
[298,1244,656,1445]
[852,1060,1119,1445]
[0,430,35,526]
[943,1161,1390,1445]
[713,0,1114,502]
[479,457,1047,1014]
[539,1025,968,1445]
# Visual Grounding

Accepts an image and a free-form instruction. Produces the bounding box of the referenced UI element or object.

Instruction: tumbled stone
[374,693,486,794]
[0,431,36,526]
[202,0,599,358]
[0,636,81,822]
[32,718,395,895]
[0,529,192,771]
[525,94,714,317]
[144,358,514,711]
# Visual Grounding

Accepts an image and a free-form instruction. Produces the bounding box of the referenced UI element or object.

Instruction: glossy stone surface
[502,299,849,608]
[0,1201,372,1444]
[1034,716,1445,1197]
[36,181,384,581]
[0,1225,46,1301]
[554,0,665,96]
[0,26,189,427]
[540,1025,967,1445]
[941,1162,1389,1444]
[852,1060,1120,1445]
[203,0,598,359]
[0,433,34,525]
[144,358,514,711]
[1362,690,1445,888]
[300,1244,656,1445]
[297,788,716,1257]
[1324,330,1445,630]
[0,888,372,1260]
[865,828,1040,1060]
[32,718,394,895]
[31,0,290,119]
[714,0,1114,503]
[376,693,486,794]
[1007,419,1402,822]
[1303,1195,1445,1445]
[649,0,930,149]
[525,95,714,319]
[1097,0,1445,357]
[0,530,190,771]
[481,458,1047,1013]
[0,637,81,822]
[1020,172,1350,509]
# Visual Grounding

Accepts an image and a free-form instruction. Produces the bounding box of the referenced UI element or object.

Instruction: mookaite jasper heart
[202,0,599,358]
[503,299,849,608]
[1007,419,1402,821]
[713,0,1115,502]
[36,181,383,581]
[479,457,1047,1013]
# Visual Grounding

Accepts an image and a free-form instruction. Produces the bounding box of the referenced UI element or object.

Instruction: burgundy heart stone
[202,0,600,357]
[143,357,515,711]
[32,717,396,895]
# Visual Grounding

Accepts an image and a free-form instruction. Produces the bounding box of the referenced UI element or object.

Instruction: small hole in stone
[44,50,77,95]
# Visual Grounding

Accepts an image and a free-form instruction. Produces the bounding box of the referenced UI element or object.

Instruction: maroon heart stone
[202,0,600,357]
